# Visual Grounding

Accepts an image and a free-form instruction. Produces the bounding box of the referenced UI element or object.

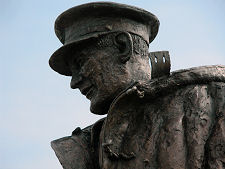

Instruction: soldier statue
[49,2,225,169]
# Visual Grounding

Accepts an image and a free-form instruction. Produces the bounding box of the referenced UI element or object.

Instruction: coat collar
[108,65,225,112]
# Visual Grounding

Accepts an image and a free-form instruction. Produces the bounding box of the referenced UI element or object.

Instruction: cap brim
[49,36,96,76]
[49,31,117,76]
[49,42,76,76]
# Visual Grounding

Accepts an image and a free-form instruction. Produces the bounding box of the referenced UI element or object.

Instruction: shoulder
[137,65,225,99]
[51,118,105,169]
[51,126,93,169]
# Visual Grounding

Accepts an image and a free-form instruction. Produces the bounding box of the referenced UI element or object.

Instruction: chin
[89,88,123,115]
[90,96,112,115]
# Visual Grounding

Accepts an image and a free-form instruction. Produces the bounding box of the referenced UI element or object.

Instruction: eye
[68,57,78,72]
[77,57,85,68]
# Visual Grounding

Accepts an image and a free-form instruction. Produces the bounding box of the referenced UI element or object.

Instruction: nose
[70,74,82,89]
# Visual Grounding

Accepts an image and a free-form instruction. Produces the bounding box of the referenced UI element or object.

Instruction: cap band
[64,17,150,45]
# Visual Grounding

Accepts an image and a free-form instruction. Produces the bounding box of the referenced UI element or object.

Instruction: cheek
[82,58,106,87]
[82,54,130,93]
[98,60,130,93]
[83,58,114,90]
[81,59,97,77]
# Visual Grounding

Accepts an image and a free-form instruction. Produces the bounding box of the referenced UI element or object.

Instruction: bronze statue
[49,2,225,169]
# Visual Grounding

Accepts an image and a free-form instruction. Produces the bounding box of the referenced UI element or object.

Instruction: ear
[113,32,133,63]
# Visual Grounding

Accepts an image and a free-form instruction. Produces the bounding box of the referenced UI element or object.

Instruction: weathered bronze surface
[49,2,225,169]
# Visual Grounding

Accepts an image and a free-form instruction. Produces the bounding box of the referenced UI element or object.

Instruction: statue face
[69,43,132,114]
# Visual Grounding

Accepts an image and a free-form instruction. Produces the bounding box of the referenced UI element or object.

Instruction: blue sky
[0,0,224,169]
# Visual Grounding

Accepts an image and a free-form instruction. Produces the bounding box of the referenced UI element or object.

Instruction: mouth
[80,85,94,99]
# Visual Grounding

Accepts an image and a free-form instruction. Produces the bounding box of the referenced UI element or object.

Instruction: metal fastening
[149,51,171,79]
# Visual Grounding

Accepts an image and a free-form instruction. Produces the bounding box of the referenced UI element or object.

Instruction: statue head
[49,2,159,114]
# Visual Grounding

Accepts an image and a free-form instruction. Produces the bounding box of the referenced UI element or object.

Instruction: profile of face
[69,32,150,114]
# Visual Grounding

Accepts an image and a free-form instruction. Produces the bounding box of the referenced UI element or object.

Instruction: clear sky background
[0,0,224,169]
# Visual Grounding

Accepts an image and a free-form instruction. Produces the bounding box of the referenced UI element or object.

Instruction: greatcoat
[51,65,225,169]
